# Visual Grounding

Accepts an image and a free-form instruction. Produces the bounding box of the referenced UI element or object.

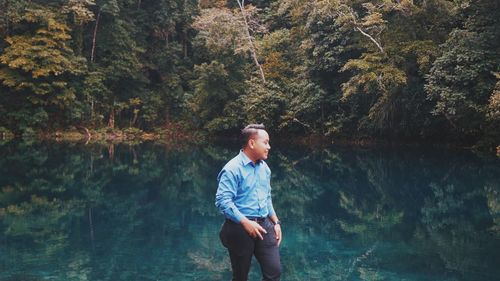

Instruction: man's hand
[274,224,282,246]
[241,218,267,240]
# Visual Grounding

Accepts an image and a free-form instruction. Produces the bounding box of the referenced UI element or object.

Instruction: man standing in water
[215,124,282,281]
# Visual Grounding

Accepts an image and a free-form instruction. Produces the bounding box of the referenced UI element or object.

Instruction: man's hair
[241,124,266,147]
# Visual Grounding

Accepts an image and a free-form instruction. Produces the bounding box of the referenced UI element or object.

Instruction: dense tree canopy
[0,0,498,148]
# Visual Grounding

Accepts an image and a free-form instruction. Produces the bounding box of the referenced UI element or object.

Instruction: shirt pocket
[258,178,270,202]
[259,169,270,187]
[259,176,270,192]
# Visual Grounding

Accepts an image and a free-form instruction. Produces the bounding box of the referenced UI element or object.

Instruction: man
[215,124,282,281]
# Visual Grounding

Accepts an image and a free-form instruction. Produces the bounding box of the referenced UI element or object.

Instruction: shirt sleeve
[215,169,245,223]
[267,190,276,218]
[265,166,276,218]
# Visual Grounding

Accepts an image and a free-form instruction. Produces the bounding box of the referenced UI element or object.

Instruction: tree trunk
[131,109,139,127]
[88,207,95,249]
[90,153,94,175]
[73,24,84,56]
[108,106,115,129]
[183,32,188,58]
[108,143,115,161]
[91,9,101,63]
[236,0,266,83]
[1,0,10,37]
[90,97,94,122]
[164,106,170,125]
[131,146,138,164]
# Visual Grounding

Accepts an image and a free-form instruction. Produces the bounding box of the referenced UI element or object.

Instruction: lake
[0,141,499,281]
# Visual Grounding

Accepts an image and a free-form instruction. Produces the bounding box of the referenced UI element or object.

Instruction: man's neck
[242,149,259,164]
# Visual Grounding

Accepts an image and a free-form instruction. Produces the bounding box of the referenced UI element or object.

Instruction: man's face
[249,130,271,160]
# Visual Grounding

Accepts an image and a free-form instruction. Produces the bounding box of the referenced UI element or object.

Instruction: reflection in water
[0,142,499,281]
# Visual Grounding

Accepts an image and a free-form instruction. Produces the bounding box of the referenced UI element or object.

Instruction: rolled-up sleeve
[215,169,245,223]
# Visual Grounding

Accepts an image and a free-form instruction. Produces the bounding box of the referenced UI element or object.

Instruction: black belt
[226,217,267,224]
[247,216,267,223]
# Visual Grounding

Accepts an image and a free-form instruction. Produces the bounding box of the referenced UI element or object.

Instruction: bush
[0,127,14,139]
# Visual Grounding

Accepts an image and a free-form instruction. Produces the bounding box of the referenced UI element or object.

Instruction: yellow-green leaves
[193,5,266,56]
[341,53,407,99]
[62,0,96,25]
[487,73,500,121]
[0,8,86,106]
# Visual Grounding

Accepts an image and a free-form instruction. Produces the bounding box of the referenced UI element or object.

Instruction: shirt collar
[239,150,259,166]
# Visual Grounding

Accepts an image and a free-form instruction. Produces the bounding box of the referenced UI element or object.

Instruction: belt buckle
[253,217,265,223]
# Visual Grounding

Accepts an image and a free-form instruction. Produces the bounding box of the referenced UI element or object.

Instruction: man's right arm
[215,169,245,223]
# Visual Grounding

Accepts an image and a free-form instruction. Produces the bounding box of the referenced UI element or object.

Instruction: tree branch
[236,0,266,83]
[355,26,384,53]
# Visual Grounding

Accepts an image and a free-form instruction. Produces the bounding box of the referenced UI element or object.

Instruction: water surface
[0,141,499,281]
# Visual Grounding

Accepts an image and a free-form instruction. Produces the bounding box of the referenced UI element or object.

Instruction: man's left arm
[266,167,282,246]
[267,200,282,246]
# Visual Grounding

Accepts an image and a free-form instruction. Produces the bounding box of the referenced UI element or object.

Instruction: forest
[0,0,499,148]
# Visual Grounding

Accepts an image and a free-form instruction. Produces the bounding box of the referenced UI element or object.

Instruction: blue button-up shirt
[215,150,276,223]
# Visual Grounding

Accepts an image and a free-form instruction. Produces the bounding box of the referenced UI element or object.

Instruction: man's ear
[249,139,255,149]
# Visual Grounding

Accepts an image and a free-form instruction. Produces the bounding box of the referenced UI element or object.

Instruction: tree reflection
[0,142,498,280]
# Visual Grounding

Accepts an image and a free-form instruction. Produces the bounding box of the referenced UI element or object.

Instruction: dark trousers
[219,218,281,281]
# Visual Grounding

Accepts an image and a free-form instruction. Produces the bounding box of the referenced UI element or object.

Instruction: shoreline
[1,128,498,156]
[0,126,205,145]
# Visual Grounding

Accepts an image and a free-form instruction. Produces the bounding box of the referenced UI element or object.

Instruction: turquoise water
[0,141,499,281]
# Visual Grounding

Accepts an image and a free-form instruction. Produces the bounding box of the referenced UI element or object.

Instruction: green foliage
[342,53,407,99]
[240,78,287,130]
[7,107,49,133]
[0,126,14,139]
[426,29,497,135]
[193,7,248,56]
[488,73,500,121]
[63,0,96,25]
[0,0,497,147]
[425,0,500,144]
[188,60,243,132]
[0,7,86,106]
[79,70,110,125]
